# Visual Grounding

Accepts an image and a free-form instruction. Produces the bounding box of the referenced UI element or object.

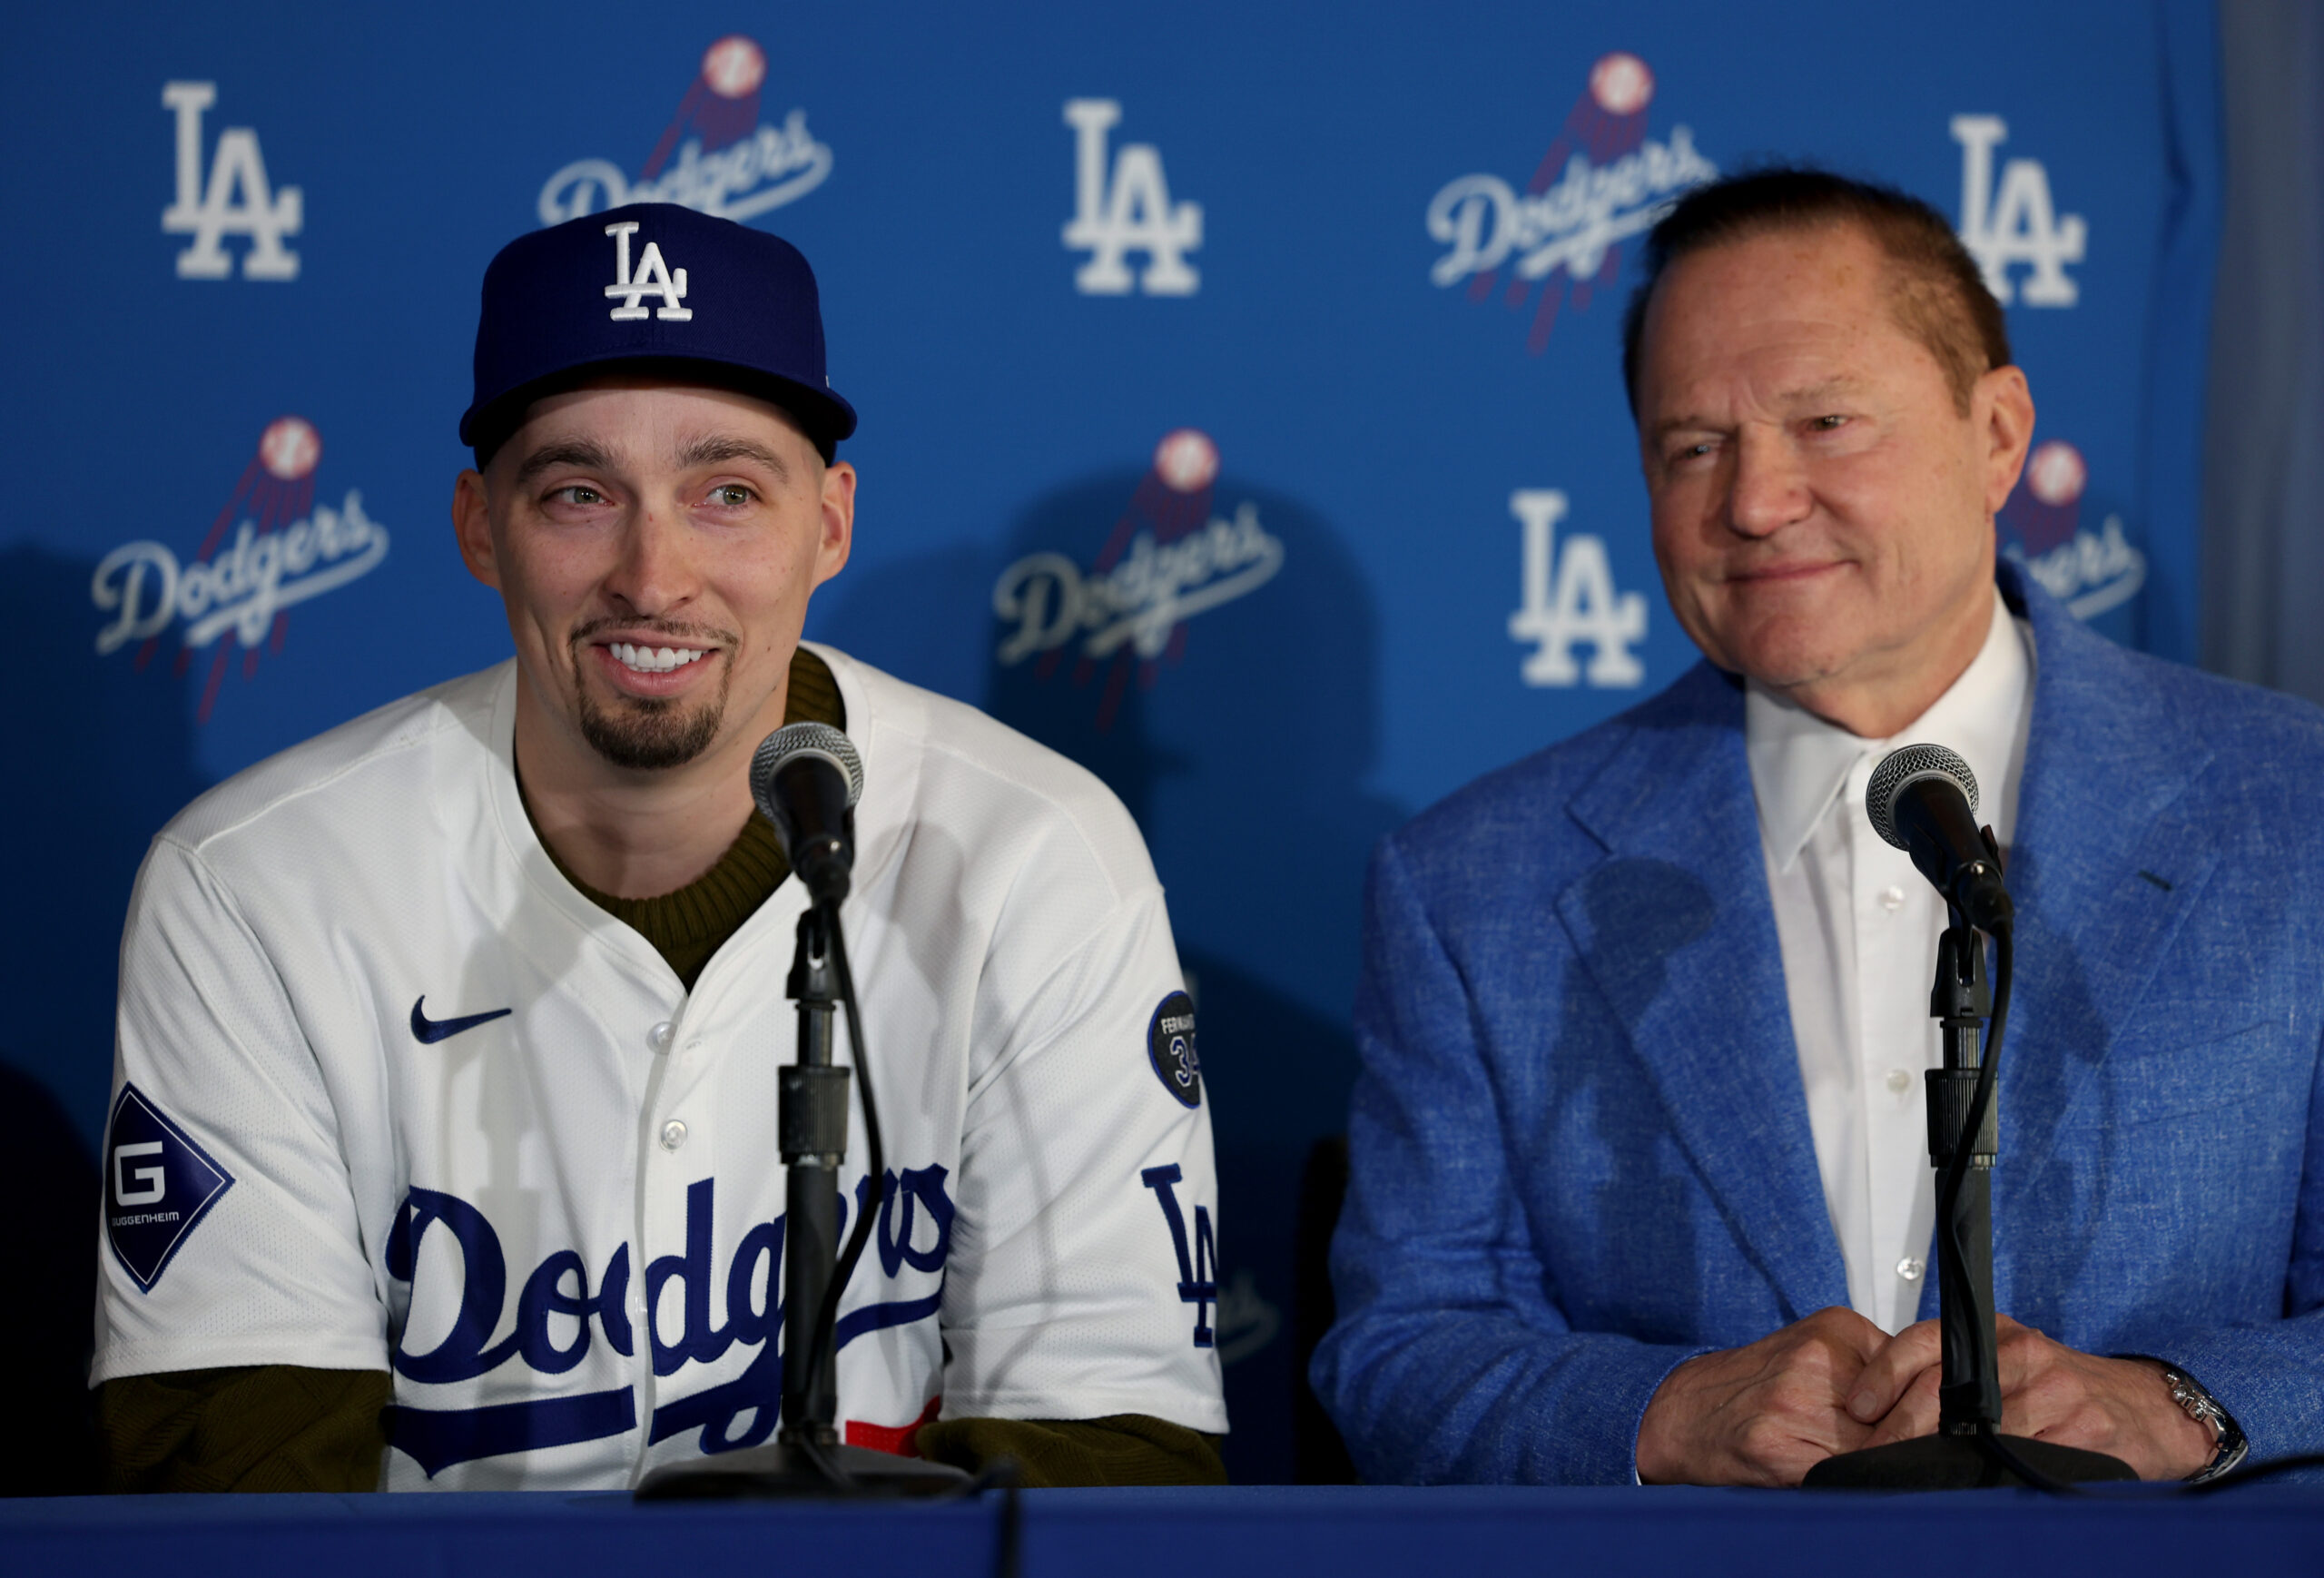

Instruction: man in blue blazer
[1314,171,2324,1486]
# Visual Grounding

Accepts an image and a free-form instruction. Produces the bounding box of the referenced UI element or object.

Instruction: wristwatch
[2153,1361,2249,1484]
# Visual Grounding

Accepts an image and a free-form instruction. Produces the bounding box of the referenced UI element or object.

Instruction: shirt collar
[1746,586,2034,873]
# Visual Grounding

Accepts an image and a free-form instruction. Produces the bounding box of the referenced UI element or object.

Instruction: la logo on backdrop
[1427,53,1718,354]
[991,430,1284,731]
[537,35,833,226]
[1950,115,2086,307]
[90,418,390,723]
[1943,118,2115,618]
[161,82,301,281]
[1506,488,1648,688]
[1062,100,1203,296]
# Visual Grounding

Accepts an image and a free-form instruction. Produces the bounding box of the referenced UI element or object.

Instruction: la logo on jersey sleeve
[104,1084,234,1292]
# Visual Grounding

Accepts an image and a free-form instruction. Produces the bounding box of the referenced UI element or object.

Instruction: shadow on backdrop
[815,467,1403,1482]
[4,545,212,1492]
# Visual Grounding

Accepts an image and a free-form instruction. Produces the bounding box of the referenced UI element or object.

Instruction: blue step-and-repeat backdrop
[2,0,2219,1482]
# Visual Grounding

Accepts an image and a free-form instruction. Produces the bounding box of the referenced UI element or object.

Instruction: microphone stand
[1807,875,2133,1489]
[636,904,970,1499]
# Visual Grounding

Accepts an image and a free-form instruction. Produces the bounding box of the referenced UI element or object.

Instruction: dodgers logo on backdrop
[1211,1271,1280,1366]
[1426,54,1717,354]
[1507,489,1647,687]
[1999,441,2144,619]
[1063,100,1203,296]
[1951,116,2086,307]
[104,1084,234,1293]
[537,36,832,227]
[992,430,1283,731]
[162,82,301,280]
[89,417,390,724]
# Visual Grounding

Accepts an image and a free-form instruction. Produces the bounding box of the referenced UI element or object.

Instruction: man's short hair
[1620,167,2012,418]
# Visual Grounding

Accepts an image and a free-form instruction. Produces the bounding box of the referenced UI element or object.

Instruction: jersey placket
[635,993,710,1452]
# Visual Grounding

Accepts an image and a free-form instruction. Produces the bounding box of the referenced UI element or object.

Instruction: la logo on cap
[604,221,693,321]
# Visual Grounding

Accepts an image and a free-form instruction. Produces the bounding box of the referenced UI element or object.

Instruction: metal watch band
[2154,1361,2250,1484]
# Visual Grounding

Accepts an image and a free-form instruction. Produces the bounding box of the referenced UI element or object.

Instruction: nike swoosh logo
[409,997,513,1045]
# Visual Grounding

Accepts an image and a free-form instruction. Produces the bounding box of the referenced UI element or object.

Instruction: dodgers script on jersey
[94,645,1226,1490]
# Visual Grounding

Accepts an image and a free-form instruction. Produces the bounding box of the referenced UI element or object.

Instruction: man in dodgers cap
[92,204,1227,1491]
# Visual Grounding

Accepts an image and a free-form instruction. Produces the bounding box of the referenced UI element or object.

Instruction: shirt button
[1879,886,1906,912]
[660,1119,688,1151]
[648,1021,675,1053]
[1897,1257,1925,1281]
[1886,1068,1913,1094]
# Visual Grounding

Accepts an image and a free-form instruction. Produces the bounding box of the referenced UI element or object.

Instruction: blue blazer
[1314,565,2324,1484]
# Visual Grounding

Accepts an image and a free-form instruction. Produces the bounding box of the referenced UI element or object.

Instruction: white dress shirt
[1746,588,2034,1334]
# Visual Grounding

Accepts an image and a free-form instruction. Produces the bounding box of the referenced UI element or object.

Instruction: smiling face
[1633,222,2033,737]
[453,380,853,790]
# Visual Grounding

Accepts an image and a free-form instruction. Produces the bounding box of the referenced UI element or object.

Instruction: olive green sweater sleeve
[916,1415,1228,1486]
[97,1366,390,1493]
[99,1364,1222,1491]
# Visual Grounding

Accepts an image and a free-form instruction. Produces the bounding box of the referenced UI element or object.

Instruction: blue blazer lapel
[1556,664,1850,1323]
[1993,570,2220,1300]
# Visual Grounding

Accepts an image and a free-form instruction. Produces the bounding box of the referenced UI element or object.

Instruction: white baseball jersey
[93,644,1226,1491]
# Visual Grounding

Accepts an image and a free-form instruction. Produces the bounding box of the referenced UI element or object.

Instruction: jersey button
[660,1119,688,1151]
[648,1021,675,1053]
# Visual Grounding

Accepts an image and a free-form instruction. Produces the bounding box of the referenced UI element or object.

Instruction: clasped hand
[1633,1307,2217,1486]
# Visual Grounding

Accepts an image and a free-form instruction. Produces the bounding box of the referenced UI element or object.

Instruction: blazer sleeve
[1308,835,1709,1484]
[2142,1013,2324,1471]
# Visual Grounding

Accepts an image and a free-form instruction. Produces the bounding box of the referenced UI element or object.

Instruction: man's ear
[1977,364,2036,517]
[452,468,501,590]
[812,459,856,590]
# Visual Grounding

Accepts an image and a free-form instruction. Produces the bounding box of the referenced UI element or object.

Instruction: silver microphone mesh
[749,721,863,823]
[1865,742,1978,852]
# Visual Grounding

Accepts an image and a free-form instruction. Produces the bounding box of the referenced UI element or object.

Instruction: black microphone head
[749,722,863,827]
[1866,743,1979,853]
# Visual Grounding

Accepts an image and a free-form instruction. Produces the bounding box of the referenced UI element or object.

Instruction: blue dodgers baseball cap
[459,202,857,463]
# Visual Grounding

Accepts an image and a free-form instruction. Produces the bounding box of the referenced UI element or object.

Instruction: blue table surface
[6,1484,2324,1578]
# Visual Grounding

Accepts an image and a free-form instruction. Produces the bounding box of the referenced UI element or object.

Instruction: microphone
[750,722,864,904]
[1865,743,2013,931]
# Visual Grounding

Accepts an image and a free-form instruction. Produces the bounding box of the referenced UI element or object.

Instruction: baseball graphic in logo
[990,429,1285,732]
[701,35,767,99]
[1147,991,1202,1109]
[89,416,390,723]
[1426,50,1717,354]
[2025,439,2087,507]
[537,35,832,227]
[259,415,321,480]
[1589,52,1654,116]
[1153,428,1219,494]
